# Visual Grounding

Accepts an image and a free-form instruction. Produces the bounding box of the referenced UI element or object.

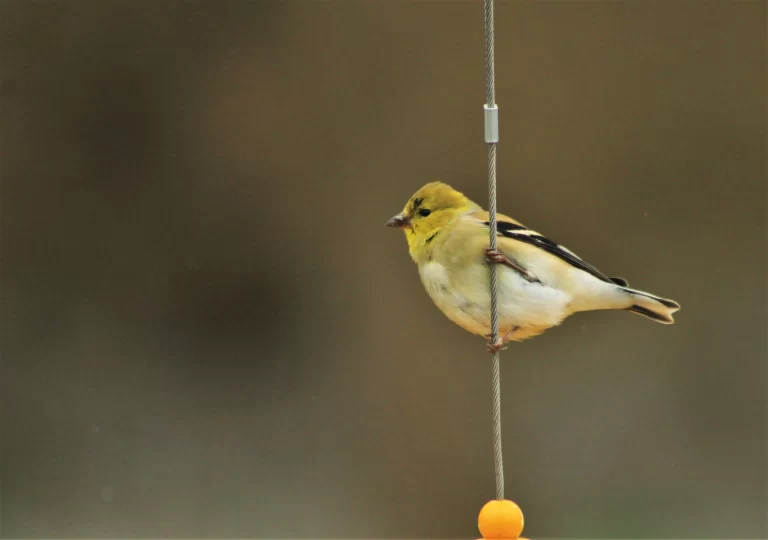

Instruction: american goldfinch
[386,182,680,351]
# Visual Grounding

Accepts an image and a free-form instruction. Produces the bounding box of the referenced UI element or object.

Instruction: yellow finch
[386,182,680,351]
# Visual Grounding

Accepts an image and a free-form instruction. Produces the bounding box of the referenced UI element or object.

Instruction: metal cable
[483,0,504,502]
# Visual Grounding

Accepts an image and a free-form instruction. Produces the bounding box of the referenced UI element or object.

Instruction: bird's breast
[418,259,572,337]
[418,261,489,335]
[419,261,451,296]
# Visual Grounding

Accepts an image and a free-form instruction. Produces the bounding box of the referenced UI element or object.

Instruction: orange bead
[477,499,524,539]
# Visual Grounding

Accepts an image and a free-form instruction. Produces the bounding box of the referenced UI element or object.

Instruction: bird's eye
[418,208,431,217]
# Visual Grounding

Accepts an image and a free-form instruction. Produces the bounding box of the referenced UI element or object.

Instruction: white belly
[419,261,572,340]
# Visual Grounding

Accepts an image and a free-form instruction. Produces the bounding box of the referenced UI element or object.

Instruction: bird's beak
[385,213,411,230]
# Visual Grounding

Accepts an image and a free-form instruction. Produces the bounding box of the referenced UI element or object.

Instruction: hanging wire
[483,0,504,502]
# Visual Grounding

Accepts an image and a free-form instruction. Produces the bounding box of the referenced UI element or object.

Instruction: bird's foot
[484,248,539,283]
[486,337,507,354]
[484,247,508,265]
[485,326,519,354]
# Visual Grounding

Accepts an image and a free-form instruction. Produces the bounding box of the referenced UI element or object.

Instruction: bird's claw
[485,326,520,354]
[486,338,507,354]
[484,248,539,283]
[484,248,507,265]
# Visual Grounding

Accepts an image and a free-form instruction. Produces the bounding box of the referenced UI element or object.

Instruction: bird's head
[386,182,479,261]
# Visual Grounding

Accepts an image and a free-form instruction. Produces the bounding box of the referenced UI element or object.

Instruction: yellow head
[386,182,479,261]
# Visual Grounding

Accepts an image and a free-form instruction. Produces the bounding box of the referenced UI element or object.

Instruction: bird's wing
[468,211,624,286]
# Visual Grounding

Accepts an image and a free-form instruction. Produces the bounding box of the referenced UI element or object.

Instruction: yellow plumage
[386,182,680,350]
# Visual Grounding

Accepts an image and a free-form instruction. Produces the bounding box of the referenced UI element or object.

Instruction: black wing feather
[496,221,528,233]
[487,221,617,285]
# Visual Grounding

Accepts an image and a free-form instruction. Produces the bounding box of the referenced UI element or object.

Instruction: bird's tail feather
[623,287,680,324]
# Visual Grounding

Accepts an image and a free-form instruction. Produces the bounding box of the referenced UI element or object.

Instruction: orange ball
[477,499,524,539]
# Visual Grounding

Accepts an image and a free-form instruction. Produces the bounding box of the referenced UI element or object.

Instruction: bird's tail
[622,286,680,324]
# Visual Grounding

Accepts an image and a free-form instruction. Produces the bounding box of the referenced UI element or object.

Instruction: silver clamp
[484,104,499,143]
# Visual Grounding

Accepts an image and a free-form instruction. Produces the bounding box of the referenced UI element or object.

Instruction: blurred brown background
[1,1,765,538]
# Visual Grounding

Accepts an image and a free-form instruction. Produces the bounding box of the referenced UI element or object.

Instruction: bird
[385,182,680,352]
